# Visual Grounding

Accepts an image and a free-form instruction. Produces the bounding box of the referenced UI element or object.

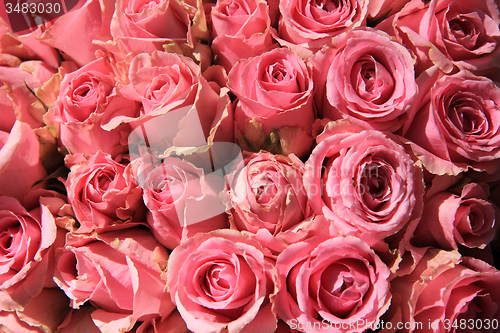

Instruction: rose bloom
[310,28,417,132]
[210,0,275,72]
[166,230,277,333]
[277,0,368,55]
[412,182,500,251]
[37,0,114,67]
[53,227,174,333]
[118,51,234,149]
[403,68,500,175]
[104,0,206,63]
[65,151,146,233]
[136,155,229,250]
[379,0,500,74]
[120,51,202,115]
[273,235,391,332]
[384,249,500,333]
[0,196,65,311]
[44,57,139,157]
[227,151,310,236]
[228,48,315,158]
[304,120,424,244]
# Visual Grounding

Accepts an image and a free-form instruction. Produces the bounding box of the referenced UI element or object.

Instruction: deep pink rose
[53,227,174,333]
[412,183,500,251]
[380,0,500,74]
[304,120,424,243]
[273,235,391,332]
[310,28,417,132]
[45,57,139,156]
[211,0,276,71]
[228,48,315,158]
[65,151,146,233]
[403,68,500,175]
[227,151,310,236]
[136,155,229,250]
[277,0,368,56]
[166,230,277,333]
[0,288,69,333]
[0,196,65,311]
[384,249,500,333]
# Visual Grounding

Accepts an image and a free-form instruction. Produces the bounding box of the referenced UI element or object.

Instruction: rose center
[251,174,277,205]
[450,17,474,38]
[352,56,394,104]
[448,95,487,136]
[220,2,244,16]
[314,0,340,12]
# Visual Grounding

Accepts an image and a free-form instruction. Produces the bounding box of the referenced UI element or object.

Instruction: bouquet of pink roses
[1,0,500,332]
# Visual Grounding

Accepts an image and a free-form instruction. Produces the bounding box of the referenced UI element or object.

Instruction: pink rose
[277,0,368,56]
[65,151,146,233]
[118,52,234,150]
[0,196,64,311]
[120,51,201,115]
[412,183,500,251]
[384,249,500,333]
[45,57,139,156]
[403,68,500,175]
[166,230,277,333]
[310,28,418,132]
[136,155,229,250]
[0,288,69,333]
[228,48,316,158]
[210,0,276,71]
[0,19,61,68]
[105,0,212,68]
[380,0,500,74]
[0,121,47,202]
[273,235,391,332]
[39,0,114,66]
[53,227,174,333]
[227,151,310,236]
[304,120,424,243]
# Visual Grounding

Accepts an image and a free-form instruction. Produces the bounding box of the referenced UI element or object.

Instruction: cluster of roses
[1,0,500,332]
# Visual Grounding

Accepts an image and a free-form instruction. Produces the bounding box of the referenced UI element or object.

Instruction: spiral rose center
[352,56,394,105]
[314,0,339,12]
[220,2,244,16]
[357,160,391,212]
[250,173,278,205]
[448,94,487,136]
[316,261,369,319]
[128,0,160,15]
[0,225,19,256]
[448,12,482,50]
